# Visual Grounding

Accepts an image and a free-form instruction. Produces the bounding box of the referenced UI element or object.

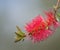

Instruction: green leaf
[14,26,26,43]
[16,26,25,36]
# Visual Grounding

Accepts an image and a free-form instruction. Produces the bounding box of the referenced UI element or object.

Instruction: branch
[54,0,60,17]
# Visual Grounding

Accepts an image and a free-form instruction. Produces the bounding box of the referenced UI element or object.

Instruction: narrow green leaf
[14,26,26,43]
[16,26,25,36]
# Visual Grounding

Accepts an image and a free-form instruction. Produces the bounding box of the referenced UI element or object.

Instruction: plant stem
[54,0,60,18]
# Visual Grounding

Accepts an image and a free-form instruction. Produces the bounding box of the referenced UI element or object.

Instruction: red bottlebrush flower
[25,15,53,42]
[25,11,60,42]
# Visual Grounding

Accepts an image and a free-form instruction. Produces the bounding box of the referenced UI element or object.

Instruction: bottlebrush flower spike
[25,15,53,42]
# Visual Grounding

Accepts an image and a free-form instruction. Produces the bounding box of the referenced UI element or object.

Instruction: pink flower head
[25,11,60,42]
[25,15,52,42]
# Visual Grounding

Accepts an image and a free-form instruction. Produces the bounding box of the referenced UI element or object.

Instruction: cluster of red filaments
[25,11,60,42]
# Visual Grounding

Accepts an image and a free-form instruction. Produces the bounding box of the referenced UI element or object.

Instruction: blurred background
[0,0,60,50]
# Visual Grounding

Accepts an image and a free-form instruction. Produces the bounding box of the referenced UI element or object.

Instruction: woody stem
[54,0,60,18]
